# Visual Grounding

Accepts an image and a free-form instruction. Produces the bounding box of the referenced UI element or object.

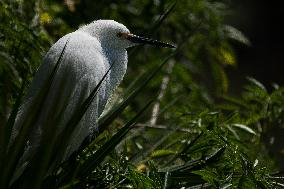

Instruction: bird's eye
[117,32,123,38]
[117,32,129,39]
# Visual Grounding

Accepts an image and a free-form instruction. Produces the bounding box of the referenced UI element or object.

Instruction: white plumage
[11,20,175,172]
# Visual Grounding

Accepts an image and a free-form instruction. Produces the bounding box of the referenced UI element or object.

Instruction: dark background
[229,0,284,92]
[231,0,284,168]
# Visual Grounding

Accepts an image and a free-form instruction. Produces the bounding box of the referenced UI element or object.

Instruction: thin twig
[149,59,175,125]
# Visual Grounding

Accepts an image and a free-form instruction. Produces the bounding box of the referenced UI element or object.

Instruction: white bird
[11,20,175,170]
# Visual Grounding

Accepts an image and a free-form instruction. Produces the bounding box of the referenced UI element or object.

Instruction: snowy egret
[11,20,175,166]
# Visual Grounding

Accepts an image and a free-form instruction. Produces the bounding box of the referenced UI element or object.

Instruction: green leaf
[150,149,177,158]
[76,100,153,178]
[127,168,160,189]
[231,123,256,135]
[164,147,226,173]
[192,170,218,187]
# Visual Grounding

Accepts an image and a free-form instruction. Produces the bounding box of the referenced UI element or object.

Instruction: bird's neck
[103,48,128,98]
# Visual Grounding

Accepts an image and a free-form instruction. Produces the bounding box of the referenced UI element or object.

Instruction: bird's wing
[12,31,109,168]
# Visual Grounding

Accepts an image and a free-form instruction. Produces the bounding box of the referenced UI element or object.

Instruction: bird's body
[12,21,130,163]
[10,20,174,177]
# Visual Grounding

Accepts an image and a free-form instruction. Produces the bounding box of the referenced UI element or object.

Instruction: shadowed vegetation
[0,0,283,188]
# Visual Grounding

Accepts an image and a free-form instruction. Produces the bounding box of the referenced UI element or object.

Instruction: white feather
[11,20,133,175]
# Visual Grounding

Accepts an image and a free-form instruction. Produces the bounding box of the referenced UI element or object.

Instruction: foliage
[0,0,52,125]
[0,0,283,188]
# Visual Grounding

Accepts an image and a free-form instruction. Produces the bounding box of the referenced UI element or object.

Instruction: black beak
[127,34,176,48]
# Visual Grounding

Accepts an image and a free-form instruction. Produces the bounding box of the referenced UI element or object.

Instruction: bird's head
[80,20,175,49]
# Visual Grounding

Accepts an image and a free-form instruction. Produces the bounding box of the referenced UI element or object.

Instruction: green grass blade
[169,147,226,173]
[151,0,177,32]
[158,148,225,187]
[0,38,70,188]
[59,58,170,176]
[19,53,116,189]
[49,60,116,170]
[129,0,176,57]
[77,100,153,178]
[165,132,203,165]
[71,57,171,160]
[0,79,26,174]
[98,57,170,132]
[16,82,76,189]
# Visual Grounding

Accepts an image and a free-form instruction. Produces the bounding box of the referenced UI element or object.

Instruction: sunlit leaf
[232,123,256,135]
